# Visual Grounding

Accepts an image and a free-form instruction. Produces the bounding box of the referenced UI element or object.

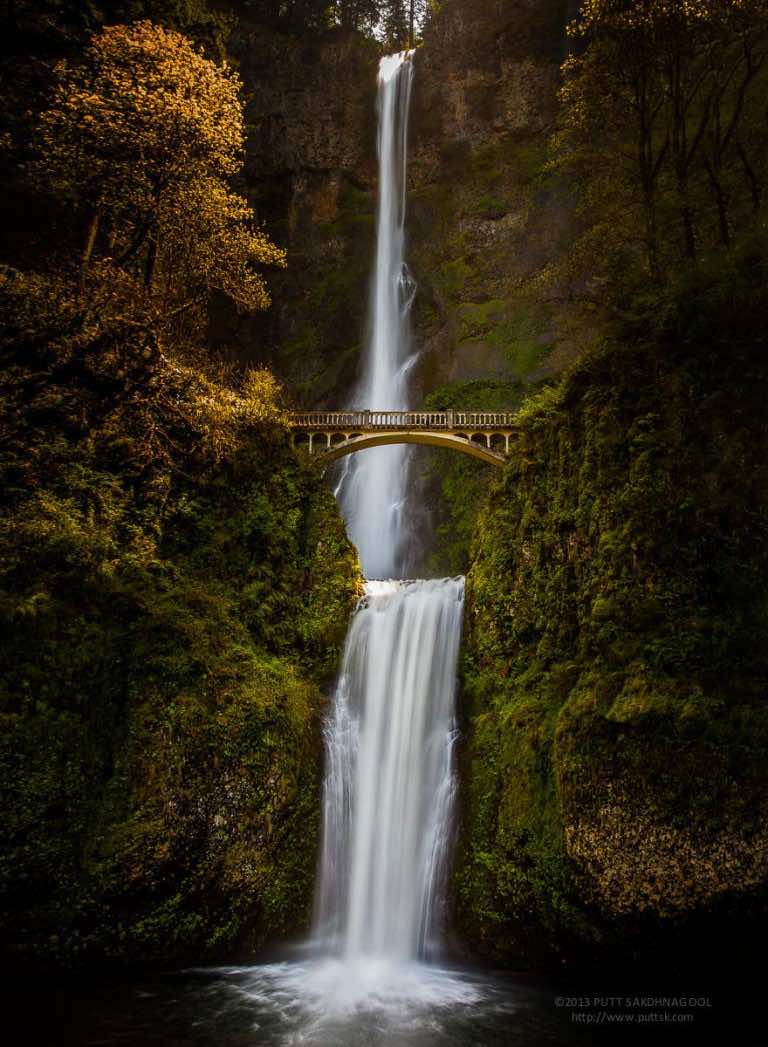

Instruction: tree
[379,0,427,48]
[553,0,768,295]
[240,0,380,34]
[34,20,285,327]
[234,0,428,42]
[336,0,382,34]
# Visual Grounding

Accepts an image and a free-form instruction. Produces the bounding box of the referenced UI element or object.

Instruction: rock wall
[406,0,574,572]
[216,2,574,412]
[409,0,572,396]
[210,22,379,407]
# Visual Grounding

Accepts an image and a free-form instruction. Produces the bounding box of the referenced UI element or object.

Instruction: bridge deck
[289,410,517,431]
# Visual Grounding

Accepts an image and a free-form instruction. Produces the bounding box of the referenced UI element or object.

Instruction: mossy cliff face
[0,427,360,973]
[404,0,574,571]
[455,263,768,966]
[409,0,572,394]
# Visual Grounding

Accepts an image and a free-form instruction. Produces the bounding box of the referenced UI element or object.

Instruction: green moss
[462,136,547,220]
[0,423,360,972]
[438,255,474,305]
[421,380,524,576]
[455,296,553,376]
[457,299,508,340]
[455,253,768,964]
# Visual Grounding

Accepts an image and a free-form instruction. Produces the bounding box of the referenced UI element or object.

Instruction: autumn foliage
[0,18,293,480]
[35,20,285,326]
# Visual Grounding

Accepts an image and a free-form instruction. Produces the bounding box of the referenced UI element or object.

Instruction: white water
[337,51,416,580]
[314,578,464,961]
[239,574,474,1032]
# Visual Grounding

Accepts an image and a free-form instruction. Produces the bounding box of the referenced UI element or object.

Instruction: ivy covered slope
[456,252,768,968]
[0,274,360,974]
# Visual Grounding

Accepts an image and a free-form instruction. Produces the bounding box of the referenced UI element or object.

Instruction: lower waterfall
[314,578,464,961]
[202,582,491,1038]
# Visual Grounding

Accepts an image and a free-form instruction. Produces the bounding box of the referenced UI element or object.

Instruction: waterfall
[176,49,488,1036]
[312,52,464,974]
[337,51,416,581]
[314,578,463,961]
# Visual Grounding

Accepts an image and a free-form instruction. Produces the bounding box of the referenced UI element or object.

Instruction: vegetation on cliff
[452,0,768,969]
[399,0,566,574]
[554,0,768,296]
[0,269,359,971]
[455,241,768,966]
[0,13,360,972]
[406,0,768,576]
[419,380,524,576]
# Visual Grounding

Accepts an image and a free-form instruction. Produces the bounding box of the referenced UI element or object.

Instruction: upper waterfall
[338,51,415,579]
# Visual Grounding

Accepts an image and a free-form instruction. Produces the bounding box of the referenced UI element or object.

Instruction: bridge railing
[289,410,517,430]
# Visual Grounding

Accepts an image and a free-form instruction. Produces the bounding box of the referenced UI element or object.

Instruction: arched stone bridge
[289,411,517,467]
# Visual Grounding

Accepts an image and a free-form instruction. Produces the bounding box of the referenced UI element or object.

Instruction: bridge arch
[317,431,505,467]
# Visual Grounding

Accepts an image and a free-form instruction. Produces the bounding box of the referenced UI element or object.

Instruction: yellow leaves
[1,261,291,484]
[177,365,286,462]
[240,369,284,425]
[36,20,244,194]
[155,175,286,316]
[34,19,286,326]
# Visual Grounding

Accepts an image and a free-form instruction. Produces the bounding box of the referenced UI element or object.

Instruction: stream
[4,963,752,1045]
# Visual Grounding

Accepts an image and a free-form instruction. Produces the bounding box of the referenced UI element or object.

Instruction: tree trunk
[644,195,662,283]
[737,141,762,212]
[636,65,664,284]
[144,230,158,291]
[681,198,696,261]
[79,210,100,291]
[704,158,731,247]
